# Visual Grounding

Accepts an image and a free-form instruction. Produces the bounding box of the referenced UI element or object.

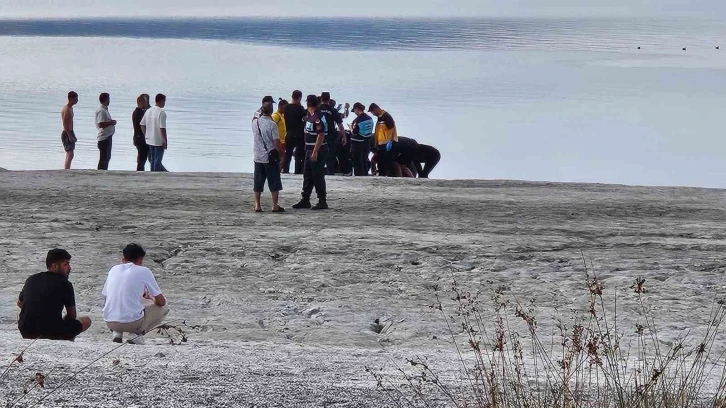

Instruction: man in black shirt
[318,92,347,175]
[284,90,308,174]
[132,94,150,171]
[17,249,92,340]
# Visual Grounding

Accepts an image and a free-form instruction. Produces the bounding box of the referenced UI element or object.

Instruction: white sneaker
[112,331,123,343]
[127,335,145,345]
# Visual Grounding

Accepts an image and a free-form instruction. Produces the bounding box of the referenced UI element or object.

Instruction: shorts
[20,319,83,341]
[253,162,283,193]
[61,131,76,152]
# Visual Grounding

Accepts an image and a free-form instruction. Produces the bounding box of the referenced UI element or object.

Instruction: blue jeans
[148,145,167,172]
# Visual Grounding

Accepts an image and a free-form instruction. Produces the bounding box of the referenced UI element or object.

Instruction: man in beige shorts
[102,243,169,344]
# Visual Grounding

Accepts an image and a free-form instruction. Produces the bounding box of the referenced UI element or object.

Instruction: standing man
[284,90,307,174]
[252,103,285,212]
[102,244,169,345]
[318,92,346,175]
[348,102,375,176]
[132,94,151,171]
[140,94,168,172]
[368,103,399,177]
[17,249,92,340]
[61,91,78,169]
[293,95,329,210]
[95,93,117,170]
[271,99,288,170]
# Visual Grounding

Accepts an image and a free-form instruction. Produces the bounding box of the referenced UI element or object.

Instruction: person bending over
[102,243,169,345]
[17,249,92,340]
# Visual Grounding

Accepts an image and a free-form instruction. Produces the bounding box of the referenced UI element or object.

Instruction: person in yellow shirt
[368,103,399,177]
[272,99,288,169]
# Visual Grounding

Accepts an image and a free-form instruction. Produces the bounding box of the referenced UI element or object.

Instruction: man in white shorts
[102,243,169,344]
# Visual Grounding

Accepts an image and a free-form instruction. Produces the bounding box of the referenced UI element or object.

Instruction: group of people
[251,90,441,211]
[59,89,441,182]
[61,91,169,171]
[17,245,169,344]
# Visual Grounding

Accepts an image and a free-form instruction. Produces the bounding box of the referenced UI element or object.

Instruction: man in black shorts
[17,249,92,340]
[61,91,78,169]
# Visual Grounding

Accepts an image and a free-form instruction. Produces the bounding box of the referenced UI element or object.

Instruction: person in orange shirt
[272,99,288,170]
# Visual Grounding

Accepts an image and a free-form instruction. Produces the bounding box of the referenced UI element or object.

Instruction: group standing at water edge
[59,90,440,180]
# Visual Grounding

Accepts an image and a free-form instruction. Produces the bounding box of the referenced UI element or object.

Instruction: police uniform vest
[304,111,329,150]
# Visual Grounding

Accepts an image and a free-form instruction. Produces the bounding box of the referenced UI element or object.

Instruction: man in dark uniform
[284,90,307,174]
[318,92,347,175]
[293,95,330,210]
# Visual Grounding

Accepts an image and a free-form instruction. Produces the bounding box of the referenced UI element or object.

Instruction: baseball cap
[262,95,276,104]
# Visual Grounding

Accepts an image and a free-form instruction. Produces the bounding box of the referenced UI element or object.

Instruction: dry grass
[368,255,726,408]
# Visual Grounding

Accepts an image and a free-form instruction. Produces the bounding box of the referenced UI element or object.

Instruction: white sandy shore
[1,171,726,406]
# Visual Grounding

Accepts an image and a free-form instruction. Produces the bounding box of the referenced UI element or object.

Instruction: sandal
[272,207,285,213]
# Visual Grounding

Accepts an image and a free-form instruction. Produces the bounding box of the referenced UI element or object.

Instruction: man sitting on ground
[17,249,92,340]
[102,243,168,344]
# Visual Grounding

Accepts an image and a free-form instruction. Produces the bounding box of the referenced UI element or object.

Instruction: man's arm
[64,306,77,321]
[160,111,168,149]
[160,128,168,149]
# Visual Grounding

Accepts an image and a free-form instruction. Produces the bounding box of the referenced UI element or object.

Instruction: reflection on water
[0,18,725,186]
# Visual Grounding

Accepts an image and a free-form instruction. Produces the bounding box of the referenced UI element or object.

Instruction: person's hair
[137,94,148,108]
[320,92,331,103]
[99,93,110,104]
[46,248,71,269]
[122,243,146,262]
[368,103,380,112]
[155,94,166,104]
[261,103,274,115]
[68,91,78,100]
[306,95,319,108]
[292,90,302,100]
[278,99,289,108]
[353,102,365,112]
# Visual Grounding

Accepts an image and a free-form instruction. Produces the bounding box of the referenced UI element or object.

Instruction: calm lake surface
[0,17,725,186]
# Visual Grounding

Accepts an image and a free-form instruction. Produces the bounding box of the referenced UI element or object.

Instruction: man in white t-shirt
[102,243,169,344]
[140,93,168,172]
[95,92,117,170]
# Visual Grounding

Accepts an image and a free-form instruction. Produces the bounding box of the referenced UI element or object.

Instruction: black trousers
[293,134,305,174]
[376,143,397,177]
[325,135,338,175]
[351,142,370,176]
[417,149,441,178]
[336,139,352,175]
[302,148,328,202]
[97,136,113,170]
[134,136,149,171]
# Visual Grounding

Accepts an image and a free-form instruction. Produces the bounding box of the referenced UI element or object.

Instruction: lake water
[0,17,725,186]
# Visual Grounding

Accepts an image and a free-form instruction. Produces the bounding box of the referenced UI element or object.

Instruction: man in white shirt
[102,243,169,344]
[95,93,116,170]
[140,93,168,172]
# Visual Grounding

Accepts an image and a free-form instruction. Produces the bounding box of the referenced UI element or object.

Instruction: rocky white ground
[1,171,725,407]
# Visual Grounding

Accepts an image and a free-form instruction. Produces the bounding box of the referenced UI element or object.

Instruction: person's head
[352,102,365,115]
[330,99,337,108]
[99,92,110,106]
[261,95,275,105]
[155,93,166,108]
[320,92,331,104]
[68,91,78,106]
[122,243,146,265]
[137,94,149,109]
[292,90,302,102]
[306,94,319,110]
[46,248,72,277]
[368,103,382,116]
[278,99,288,113]
[261,102,274,116]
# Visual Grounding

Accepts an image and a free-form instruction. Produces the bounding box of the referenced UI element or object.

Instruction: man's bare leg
[254,192,262,211]
[64,151,74,169]
[78,316,92,332]
[271,191,280,210]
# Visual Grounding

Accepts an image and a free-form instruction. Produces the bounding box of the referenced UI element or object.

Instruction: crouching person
[102,243,168,345]
[17,249,92,341]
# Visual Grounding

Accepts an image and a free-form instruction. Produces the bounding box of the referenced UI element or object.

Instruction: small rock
[303,306,321,318]
[432,335,438,340]
[154,353,165,358]
[411,260,421,266]
[112,359,120,366]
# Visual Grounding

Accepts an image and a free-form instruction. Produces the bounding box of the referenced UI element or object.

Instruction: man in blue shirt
[348,102,374,176]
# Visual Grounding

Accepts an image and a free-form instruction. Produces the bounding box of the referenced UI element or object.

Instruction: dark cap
[262,95,276,104]
[368,103,380,112]
[320,92,331,102]
[352,102,365,111]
